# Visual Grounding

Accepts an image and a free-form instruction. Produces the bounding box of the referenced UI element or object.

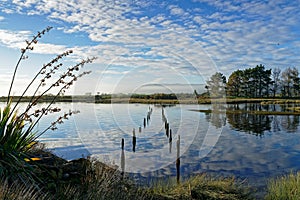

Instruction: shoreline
[1,96,300,105]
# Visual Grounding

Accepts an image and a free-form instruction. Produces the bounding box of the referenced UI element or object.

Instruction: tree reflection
[205,104,226,129]
[227,112,271,136]
[281,115,300,133]
[205,103,300,135]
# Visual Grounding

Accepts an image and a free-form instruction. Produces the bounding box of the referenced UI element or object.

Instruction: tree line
[205,64,300,98]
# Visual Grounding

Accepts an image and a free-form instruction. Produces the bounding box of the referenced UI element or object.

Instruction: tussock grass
[149,174,253,200]
[0,179,49,200]
[265,172,300,200]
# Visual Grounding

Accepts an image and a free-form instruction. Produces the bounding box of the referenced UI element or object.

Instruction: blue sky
[0,0,300,96]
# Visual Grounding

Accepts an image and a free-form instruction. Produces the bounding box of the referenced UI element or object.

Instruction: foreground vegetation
[2,143,300,199]
[265,172,300,200]
[0,145,253,200]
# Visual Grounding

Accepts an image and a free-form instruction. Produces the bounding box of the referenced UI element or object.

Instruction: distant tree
[281,67,299,97]
[206,72,227,98]
[227,70,243,97]
[271,67,281,97]
[250,64,271,98]
[263,68,272,97]
[241,68,253,97]
[291,68,300,97]
[226,65,273,98]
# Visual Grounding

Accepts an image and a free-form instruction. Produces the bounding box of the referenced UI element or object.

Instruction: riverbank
[1,144,253,200]
[2,95,300,105]
[6,145,300,199]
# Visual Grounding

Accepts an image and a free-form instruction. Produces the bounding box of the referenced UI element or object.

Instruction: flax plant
[0,26,95,184]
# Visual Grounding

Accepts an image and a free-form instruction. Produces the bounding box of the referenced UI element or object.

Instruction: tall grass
[149,174,253,199]
[265,172,300,200]
[0,179,50,200]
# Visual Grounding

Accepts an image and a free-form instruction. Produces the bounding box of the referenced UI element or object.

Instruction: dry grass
[265,172,300,200]
[149,174,253,200]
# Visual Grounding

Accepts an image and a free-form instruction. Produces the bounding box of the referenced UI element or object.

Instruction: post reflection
[176,135,180,184]
[121,138,125,178]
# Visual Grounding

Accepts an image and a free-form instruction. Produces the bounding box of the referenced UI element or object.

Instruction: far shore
[1,95,300,105]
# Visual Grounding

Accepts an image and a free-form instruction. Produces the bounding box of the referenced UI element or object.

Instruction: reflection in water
[176,135,180,184]
[205,103,300,135]
[169,140,172,154]
[206,104,226,129]
[227,111,271,136]
[121,138,125,177]
[281,115,300,133]
[24,102,300,197]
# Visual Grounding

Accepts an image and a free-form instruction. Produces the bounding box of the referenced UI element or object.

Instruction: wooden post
[121,147,125,178]
[169,129,172,143]
[166,122,169,138]
[133,135,136,152]
[144,118,146,127]
[121,138,124,150]
[132,128,136,152]
[139,126,142,132]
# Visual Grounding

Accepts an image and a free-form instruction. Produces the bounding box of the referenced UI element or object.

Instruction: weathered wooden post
[121,138,124,150]
[147,113,149,124]
[144,118,146,128]
[132,128,136,152]
[139,126,142,132]
[166,122,169,138]
[169,129,172,143]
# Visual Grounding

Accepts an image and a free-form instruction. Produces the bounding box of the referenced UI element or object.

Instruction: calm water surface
[2,102,300,194]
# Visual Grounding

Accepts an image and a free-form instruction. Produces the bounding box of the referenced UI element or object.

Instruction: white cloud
[0,29,31,49]
[169,6,184,16]
[1,0,300,96]
[0,29,71,56]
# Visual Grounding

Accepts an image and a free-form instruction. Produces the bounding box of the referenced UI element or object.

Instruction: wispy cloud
[0,29,31,49]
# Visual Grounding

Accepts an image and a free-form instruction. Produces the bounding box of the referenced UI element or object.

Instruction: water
[1,102,300,195]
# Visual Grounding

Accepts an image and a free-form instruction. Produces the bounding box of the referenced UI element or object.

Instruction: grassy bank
[0,145,253,200]
[3,145,300,199]
[149,175,252,200]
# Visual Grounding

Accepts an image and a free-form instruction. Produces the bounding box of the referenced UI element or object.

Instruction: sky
[0,0,300,96]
